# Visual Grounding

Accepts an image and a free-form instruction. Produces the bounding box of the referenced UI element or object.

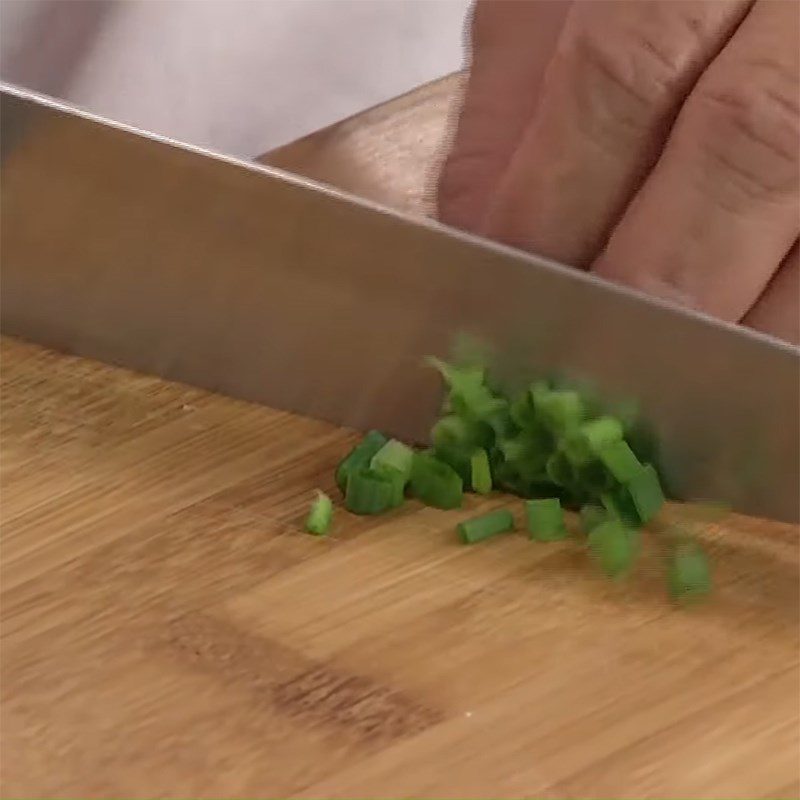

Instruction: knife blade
[2,82,798,522]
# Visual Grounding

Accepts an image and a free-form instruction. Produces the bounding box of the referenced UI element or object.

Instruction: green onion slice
[526,497,567,541]
[409,453,464,509]
[305,490,333,535]
[588,520,639,578]
[470,448,492,495]
[345,467,397,515]
[336,430,388,493]
[371,439,414,482]
[598,439,642,483]
[458,509,514,544]
[668,540,712,601]
[627,464,664,523]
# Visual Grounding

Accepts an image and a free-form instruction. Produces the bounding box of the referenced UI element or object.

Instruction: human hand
[438,0,799,344]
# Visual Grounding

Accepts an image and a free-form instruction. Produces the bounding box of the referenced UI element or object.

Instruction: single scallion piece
[526,497,567,541]
[601,463,664,526]
[562,417,623,468]
[431,414,477,448]
[452,383,507,420]
[335,430,388,493]
[432,441,473,483]
[372,464,407,508]
[345,467,397,515]
[561,433,592,467]
[470,448,492,495]
[371,439,414,482]
[458,508,515,544]
[627,464,664,523]
[305,490,333,535]
[588,520,639,578]
[484,405,515,440]
[409,453,463,509]
[426,356,485,394]
[601,488,642,528]
[546,451,574,489]
[668,540,711,601]
[580,416,624,456]
[598,439,642,483]
[534,389,585,433]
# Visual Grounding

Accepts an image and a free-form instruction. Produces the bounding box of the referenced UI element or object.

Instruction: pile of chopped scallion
[305,357,713,602]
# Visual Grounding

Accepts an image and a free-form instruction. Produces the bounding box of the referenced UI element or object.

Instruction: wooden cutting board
[2,77,798,800]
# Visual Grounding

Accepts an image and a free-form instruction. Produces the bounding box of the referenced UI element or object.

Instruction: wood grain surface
[2,77,799,800]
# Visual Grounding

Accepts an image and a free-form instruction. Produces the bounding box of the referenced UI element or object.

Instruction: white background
[0,0,470,157]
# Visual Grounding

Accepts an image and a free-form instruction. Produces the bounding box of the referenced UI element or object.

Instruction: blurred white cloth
[0,0,469,157]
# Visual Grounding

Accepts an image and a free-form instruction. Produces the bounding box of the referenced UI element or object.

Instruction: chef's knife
[2,83,798,521]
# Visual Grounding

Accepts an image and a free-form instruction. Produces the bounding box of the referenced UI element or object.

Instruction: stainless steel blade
[2,83,798,521]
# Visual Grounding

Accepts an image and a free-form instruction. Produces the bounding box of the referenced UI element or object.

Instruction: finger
[483,0,750,267]
[437,0,569,231]
[743,242,799,345]
[594,0,800,321]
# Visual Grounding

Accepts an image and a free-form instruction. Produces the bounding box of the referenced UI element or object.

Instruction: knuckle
[690,66,800,203]
[569,24,687,131]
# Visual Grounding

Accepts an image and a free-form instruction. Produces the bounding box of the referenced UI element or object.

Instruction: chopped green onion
[561,433,592,467]
[333,355,716,600]
[627,464,664,523]
[345,467,397,515]
[371,439,414,482]
[458,509,515,544]
[470,448,492,495]
[434,414,494,451]
[526,497,567,541]
[427,356,505,420]
[305,490,333,535]
[667,540,712,601]
[372,464,407,508]
[579,504,607,535]
[575,459,615,496]
[562,417,623,468]
[484,405,515,440]
[499,435,548,481]
[498,436,527,463]
[494,461,542,498]
[580,416,624,455]
[409,453,463,509]
[588,520,639,578]
[534,389,585,433]
[336,430,387,493]
[510,390,538,429]
[451,383,507,420]
[601,463,664,526]
[432,441,473,483]
[598,439,642,483]
[529,380,552,408]
[601,488,641,528]
[432,414,475,448]
[426,356,485,393]
[624,417,665,487]
[546,451,574,488]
